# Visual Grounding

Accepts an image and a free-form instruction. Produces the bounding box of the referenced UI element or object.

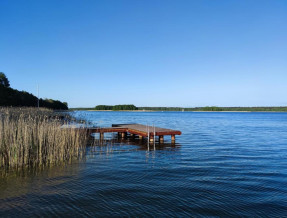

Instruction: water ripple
[1,112,287,217]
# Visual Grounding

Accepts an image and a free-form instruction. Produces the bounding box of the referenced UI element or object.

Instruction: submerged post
[147,125,150,142]
[153,124,155,149]
[100,132,104,141]
[153,124,156,149]
[171,135,175,142]
[159,135,164,143]
[153,124,156,142]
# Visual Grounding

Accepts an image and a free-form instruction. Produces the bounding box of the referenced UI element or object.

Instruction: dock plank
[79,123,181,142]
[112,124,181,136]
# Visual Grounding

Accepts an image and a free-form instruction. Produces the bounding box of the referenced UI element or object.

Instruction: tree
[112,104,137,111]
[0,73,68,109]
[0,72,10,88]
[95,105,113,110]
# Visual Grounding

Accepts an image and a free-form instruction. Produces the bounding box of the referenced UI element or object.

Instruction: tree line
[138,106,287,112]
[75,105,287,112]
[95,104,138,111]
[0,72,68,110]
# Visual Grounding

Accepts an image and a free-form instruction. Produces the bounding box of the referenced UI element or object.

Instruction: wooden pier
[87,124,181,143]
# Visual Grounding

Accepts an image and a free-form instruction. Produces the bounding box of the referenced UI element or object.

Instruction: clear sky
[0,0,286,108]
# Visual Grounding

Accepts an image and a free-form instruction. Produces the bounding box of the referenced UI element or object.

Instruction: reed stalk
[0,107,88,171]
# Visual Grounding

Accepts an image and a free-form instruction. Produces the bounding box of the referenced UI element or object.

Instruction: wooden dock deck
[87,123,181,142]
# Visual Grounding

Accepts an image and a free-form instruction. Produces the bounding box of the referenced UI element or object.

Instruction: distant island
[71,105,287,112]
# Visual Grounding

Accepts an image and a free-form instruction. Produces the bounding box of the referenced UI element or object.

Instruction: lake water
[1,111,287,217]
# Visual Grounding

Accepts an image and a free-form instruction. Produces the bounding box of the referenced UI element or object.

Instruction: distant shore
[72,109,287,113]
[71,105,287,112]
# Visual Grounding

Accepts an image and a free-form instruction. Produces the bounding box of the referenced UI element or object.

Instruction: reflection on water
[88,135,182,166]
[1,111,287,217]
[0,163,81,215]
[90,133,181,150]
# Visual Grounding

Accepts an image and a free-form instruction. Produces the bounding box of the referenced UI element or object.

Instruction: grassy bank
[0,107,88,172]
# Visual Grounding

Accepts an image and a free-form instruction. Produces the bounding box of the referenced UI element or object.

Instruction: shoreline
[80,110,287,113]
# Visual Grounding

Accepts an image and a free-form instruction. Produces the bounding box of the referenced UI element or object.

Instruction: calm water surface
[1,111,287,217]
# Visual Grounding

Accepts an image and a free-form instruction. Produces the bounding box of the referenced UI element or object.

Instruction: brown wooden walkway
[87,123,181,142]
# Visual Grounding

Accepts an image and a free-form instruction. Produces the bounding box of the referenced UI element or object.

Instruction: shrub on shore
[0,107,88,171]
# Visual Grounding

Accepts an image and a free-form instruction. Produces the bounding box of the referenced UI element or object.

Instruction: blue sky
[0,0,286,108]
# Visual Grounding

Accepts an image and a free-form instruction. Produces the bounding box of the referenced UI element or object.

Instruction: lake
[1,111,287,217]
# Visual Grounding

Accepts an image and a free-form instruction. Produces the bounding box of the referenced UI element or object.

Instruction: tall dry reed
[0,107,88,170]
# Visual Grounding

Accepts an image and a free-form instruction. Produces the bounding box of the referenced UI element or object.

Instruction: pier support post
[159,135,164,143]
[121,132,126,138]
[100,133,104,141]
[149,135,154,143]
[171,135,175,142]
[139,135,143,140]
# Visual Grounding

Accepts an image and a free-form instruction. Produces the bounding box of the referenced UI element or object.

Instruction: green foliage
[138,107,184,111]
[0,74,68,110]
[70,107,94,111]
[39,99,68,110]
[201,106,223,111]
[89,105,287,112]
[138,106,287,112]
[112,104,137,111]
[0,72,10,88]
[94,104,138,111]
[95,105,113,110]
[0,86,37,107]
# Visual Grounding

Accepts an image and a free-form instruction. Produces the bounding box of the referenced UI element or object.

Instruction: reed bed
[0,107,88,171]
